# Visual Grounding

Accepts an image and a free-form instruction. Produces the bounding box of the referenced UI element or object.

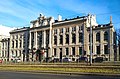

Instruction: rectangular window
[72,34,76,43]
[79,47,82,55]
[72,47,75,55]
[79,33,83,42]
[54,29,57,34]
[104,45,108,54]
[66,48,69,55]
[54,48,56,56]
[60,28,63,33]
[66,28,69,32]
[54,36,57,45]
[66,34,69,44]
[59,35,63,44]
[72,27,76,32]
[96,46,100,54]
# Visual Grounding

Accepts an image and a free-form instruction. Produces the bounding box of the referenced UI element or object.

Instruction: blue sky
[0,0,120,29]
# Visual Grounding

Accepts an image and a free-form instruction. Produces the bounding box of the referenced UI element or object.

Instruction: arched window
[104,31,108,41]
[96,32,100,42]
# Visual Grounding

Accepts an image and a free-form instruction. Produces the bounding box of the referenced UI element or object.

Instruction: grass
[0,65,120,74]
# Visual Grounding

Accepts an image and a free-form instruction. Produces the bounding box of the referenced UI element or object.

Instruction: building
[29,14,117,62]
[0,38,10,62]
[9,27,30,62]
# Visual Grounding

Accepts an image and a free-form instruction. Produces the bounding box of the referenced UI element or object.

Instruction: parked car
[76,57,88,63]
[63,58,72,62]
[50,58,60,63]
[94,57,103,63]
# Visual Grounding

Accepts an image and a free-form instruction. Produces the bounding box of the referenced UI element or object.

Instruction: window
[96,46,100,54]
[16,50,17,57]
[79,47,82,55]
[12,36,14,39]
[66,28,69,32]
[72,27,76,32]
[66,48,69,55]
[31,32,34,48]
[54,29,57,34]
[19,50,21,57]
[66,34,69,44]
[60,28,63,33]
[79,33,83,42]
[37,31,42,47]
[59,35,63,44]
[12,41,14,48]
[96,32,100,42]
[104,31,108,41]
[104,45,108,54]
[72,47,75,55]
[16,35,18,39]
[54,36,57,45]
[16,40,18,48]
[72,34,76,43]
[19,40,22,48]
[79,25,83,31]
[54,48,56,56]
[46,30,49,45]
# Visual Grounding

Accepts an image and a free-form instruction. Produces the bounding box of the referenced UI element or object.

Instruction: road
[0,71,120,79]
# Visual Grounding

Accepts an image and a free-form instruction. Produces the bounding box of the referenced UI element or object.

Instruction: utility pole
[90,14,92,66]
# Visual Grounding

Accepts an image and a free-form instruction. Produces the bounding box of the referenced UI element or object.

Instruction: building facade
[9,27,30,62]
[29,14,117,62]
[0,38,10,62]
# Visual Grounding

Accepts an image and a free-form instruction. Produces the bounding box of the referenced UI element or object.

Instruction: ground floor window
[72,47,75,55]
[79,47,82,55]
[66,48,69,55]
[96,46,100,54]
[104,45,108,54]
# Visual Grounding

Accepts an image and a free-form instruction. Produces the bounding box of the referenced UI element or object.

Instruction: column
[69,27,72,45]
[63,28,65,46]
[43,31,46,48]
[29,32,31,49]
[35,31,37,49]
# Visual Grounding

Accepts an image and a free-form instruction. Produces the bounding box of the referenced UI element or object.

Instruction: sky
[0,0,120,35]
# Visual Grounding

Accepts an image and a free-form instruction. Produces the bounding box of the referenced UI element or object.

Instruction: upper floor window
[72,27,76,32]
[96,32,100,42]
[59,35,63,44]
[60,28,63,33]
[16,35,18,39]
[54,29,57,34]
[72,34,76,43]
[66,34,69,44]
[54,36,57,45]
[79,25,83,31]
[12,36,14,39]
[66,28,69,32]
[104,31,108,41]
[79,33,83,43]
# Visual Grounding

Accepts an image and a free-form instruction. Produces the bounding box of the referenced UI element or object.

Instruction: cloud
[0,25,15,36]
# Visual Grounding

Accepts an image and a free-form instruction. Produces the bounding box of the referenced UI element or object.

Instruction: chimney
[58,14,62,21]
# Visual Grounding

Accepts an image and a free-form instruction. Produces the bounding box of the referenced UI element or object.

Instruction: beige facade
[9,27,30,62]
[29,14,117,62]
[0,38,10,62]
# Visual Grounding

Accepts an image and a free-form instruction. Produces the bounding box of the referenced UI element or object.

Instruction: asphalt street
[0,71,120,79]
